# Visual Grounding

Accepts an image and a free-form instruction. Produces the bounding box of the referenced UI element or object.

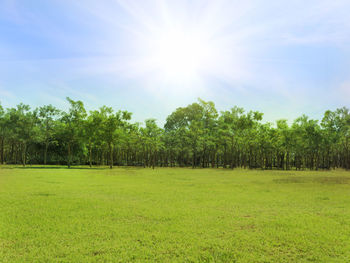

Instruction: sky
[0,0,349,125]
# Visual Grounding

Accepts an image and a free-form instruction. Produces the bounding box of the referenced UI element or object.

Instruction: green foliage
[37,105,60,165]
[59,98,87,168]
[0,98,349,169]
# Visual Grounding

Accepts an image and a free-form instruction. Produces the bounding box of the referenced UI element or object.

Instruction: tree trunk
[230,138,234,169]
[10,142,14,164]
[0,137,4,165]
[192,150,196,169]
[67,143,71,168]
[152,151,155,169]
[109,143,113,169]
[216,152,219,168]
[44,141,49,165]
[22,142,26,167]
[89,143,92,168]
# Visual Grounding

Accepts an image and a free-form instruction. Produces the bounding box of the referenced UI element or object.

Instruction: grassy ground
[0,167,350,262]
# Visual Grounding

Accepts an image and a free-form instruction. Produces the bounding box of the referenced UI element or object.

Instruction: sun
[120,2,245,89]
[149,28,213,82]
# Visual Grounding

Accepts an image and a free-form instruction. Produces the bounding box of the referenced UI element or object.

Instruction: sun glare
[123,2,245,89]
[150,28,212,81]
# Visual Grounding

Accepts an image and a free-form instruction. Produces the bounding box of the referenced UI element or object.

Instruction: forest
[0,97,349,170]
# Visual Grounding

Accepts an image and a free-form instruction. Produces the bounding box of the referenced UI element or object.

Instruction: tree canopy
[0,98,349,170]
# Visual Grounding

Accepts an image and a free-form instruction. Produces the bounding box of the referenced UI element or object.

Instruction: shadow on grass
[0,165,150,170]
[21,167,107,170]
[1,166,107,170]
[274,176,350,184]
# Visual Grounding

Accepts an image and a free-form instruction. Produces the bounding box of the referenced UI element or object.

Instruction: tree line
[0,98,349,170]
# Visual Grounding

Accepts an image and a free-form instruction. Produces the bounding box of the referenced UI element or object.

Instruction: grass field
[1,167,350,262]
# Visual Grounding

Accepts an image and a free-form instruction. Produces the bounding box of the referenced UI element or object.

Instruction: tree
[140,119,163,169]
[84,109,104,167]
[0,99,350,170]
[60,98,87,168]
[101,107,131,169]
[38,105,60,165]
[7,104,38,166]
[0,103,6,164]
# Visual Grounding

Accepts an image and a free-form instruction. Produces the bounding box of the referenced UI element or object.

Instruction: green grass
[1,167,350,262]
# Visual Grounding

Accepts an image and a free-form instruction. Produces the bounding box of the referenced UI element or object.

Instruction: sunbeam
[112,0,248,90]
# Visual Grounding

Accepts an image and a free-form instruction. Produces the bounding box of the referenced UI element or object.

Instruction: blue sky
[0,0,349,125]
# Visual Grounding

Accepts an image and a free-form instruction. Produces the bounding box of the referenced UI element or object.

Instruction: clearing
[0,167,350,262]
